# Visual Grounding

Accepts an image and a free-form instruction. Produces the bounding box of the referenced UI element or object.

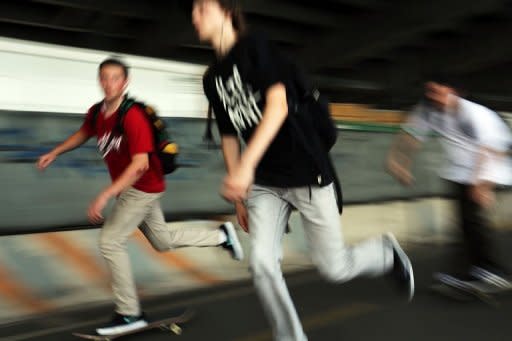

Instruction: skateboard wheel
[170,323,182,335]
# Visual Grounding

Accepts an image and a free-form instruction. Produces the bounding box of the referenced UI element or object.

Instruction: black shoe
[220,222,244,261]
[469,266,512,292]
[384,233,415,301]
[96,312,148,336]
[434,272,474,291]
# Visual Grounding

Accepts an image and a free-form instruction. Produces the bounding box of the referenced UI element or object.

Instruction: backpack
[91,96,179,174]
[286,64,338,151]
[285,69,343,214]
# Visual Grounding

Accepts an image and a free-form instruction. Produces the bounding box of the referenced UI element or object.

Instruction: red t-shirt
[80,104,165,193]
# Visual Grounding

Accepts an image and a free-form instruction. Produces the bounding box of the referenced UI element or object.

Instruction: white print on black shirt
[98,132,123,158]
[215,65,262,134]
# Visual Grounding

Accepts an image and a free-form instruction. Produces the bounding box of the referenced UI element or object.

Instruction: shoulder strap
[203,104,217,149]
[97,96,135,153]
[114,96,136,134]
[91,96,135,133]
[90,101,103,129]
[287,114,343,214]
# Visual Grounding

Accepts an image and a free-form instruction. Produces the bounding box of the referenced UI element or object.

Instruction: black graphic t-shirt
[203,33,318,187]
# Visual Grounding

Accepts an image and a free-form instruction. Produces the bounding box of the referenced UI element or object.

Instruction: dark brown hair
[216,0,246,34]
[99,57,129,78]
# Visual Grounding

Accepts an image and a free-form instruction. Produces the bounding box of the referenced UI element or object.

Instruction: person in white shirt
[387,81,512,289]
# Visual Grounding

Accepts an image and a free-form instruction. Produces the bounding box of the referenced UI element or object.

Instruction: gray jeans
[100,187,221,316]
[247,184,393,341]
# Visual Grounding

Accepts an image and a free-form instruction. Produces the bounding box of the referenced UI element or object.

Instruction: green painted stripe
[335,120,439,136]
[335,120,402,133]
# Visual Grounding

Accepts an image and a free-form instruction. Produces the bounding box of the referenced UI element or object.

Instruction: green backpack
[91,96,179,174]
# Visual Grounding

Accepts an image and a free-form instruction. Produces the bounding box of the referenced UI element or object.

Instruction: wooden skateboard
[73,308,194,341]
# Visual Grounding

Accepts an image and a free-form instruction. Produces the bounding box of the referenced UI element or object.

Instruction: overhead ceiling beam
[242,0,347,28]
[438,22,512,74]
[300,0,508,70]
[7,2,312,48]
[337,17,512,95]
[33,0,343,28]
[0,21,212,64]
[1,1,200,46]
[324,0,381,8]
[31,0,175,20]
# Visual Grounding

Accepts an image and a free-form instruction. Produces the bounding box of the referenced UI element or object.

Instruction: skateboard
[73,308,194,341]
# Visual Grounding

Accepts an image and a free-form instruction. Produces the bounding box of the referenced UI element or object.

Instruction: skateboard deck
[73,308,194,341]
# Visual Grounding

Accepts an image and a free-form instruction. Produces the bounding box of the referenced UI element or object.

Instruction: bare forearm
[52,129,90,156]
[221,137,246,207]
[221,136,241,174]
[388,132,420,169]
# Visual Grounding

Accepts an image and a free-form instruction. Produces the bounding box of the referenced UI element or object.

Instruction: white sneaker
[220,222,244,261]
[96,312,148,336]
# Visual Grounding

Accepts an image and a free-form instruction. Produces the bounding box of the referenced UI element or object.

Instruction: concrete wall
[0,110,452,233]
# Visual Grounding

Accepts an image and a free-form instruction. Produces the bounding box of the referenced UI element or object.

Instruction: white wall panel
[0,37,209,117]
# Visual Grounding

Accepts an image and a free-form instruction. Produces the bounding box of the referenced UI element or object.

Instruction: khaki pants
[100,187,221,315]
[247,184,393,341]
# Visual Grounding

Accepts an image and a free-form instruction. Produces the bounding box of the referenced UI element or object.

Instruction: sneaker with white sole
[96,312,148,336]
[384,232,415,301]
[469,266,512,292]
[220,222,244,261]
[433,272,480,294]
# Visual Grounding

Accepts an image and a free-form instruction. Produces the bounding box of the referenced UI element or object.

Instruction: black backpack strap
[203,104,217,149]
[91,96,135,134]
[287,113,343,214]
[202,65,217,149]
[90,101,103,130]
[327,157,343,214]
[98,96,135,155]
[114,96,136,134]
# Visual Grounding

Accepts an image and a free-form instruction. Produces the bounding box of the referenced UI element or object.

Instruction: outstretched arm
[37,129,91,170]
[386,131,421,186]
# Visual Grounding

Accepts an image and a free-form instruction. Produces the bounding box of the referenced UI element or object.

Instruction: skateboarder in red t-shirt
[37,58,243,336]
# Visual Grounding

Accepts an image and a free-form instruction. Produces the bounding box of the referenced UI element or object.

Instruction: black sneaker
[220,222,244,261]
[469,266,512,292]
[96,312,148,336]
[384,232,415,301]
[434,272,474,292]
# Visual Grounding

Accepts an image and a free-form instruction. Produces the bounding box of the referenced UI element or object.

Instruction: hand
[88,192,110,224]
[470,183,495,209]
[37,152,57,171]
[387,159,414,186]
[222,164,255,202]
[235,201,249,233]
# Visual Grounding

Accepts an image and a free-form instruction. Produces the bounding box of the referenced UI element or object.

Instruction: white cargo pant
[247,184,393,341]
[99,187,222,316]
